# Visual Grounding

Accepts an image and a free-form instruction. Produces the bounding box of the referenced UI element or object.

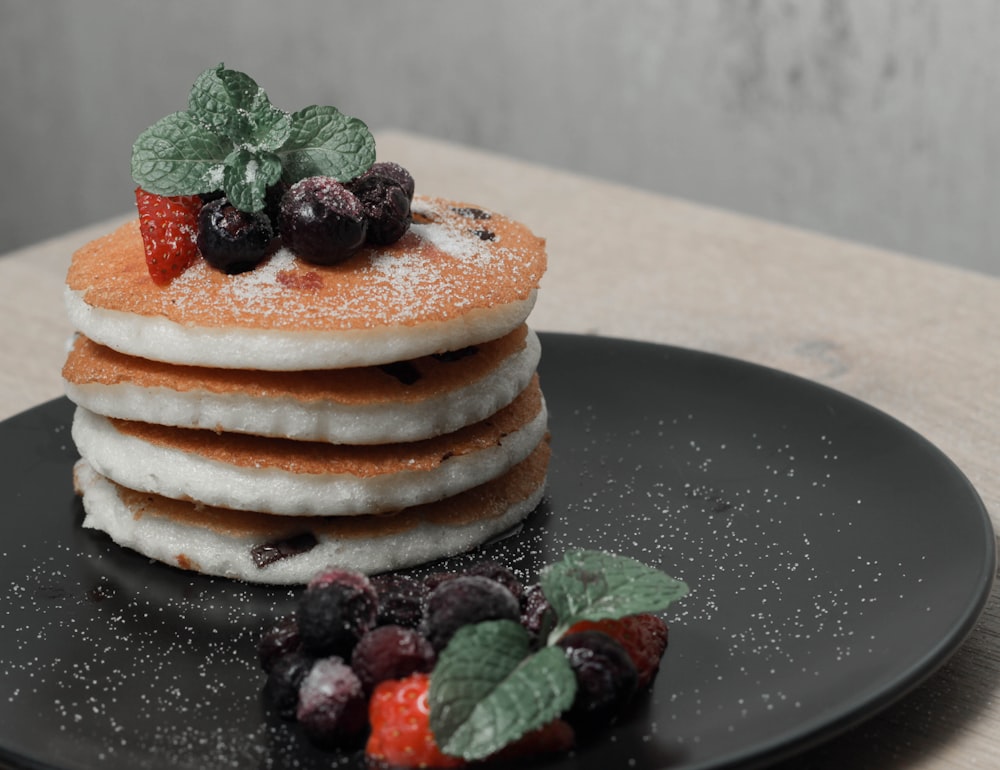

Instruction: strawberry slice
[134,188,203,284]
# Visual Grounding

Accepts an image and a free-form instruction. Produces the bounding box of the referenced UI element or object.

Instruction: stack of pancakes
[63,197,549,584]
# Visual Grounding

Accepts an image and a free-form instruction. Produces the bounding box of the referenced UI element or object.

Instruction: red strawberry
[366,673,465,769]
[134,188,203,284]
[565,614,669,688]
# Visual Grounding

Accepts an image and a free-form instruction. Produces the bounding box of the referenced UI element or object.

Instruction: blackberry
[297,568,378,658]
[279,177,367,264]
[370,573,428,629]
[348,172,411,246]
[557,630,638,728]
[262,649,314,720]
[350,625,436,693]
[257,614,301,672]
[422,575,521,651]
[295,657,368,746]
[197,197,275,274]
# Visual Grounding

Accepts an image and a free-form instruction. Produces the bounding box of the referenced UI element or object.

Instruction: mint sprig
[428,549,688,761]
[131,64,375,213]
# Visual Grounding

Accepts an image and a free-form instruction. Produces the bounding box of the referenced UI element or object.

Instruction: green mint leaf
[222,149,282,212]
[542,550,689,643]
[278,105,375,182]
[429,620,576,761]
[188,64,292,151]
[131,111,230,196]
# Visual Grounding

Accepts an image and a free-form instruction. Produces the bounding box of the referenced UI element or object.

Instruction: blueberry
[464,560,523,602]
[257,615,301,672]
[351,625,436,693]
[370,573,428,629]
[365,161,415,201]
[557,630,639,727]
[262,649,314,720]
[196,197,275,273]
[295,657,368,746]
[279,177,367,264]
[348,172,411,246]
[297,568,378,658]
[422,575,521,651]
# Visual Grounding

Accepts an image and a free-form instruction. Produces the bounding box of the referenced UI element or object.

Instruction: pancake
[62,326,541,444]
[73,436,550,584]
[64,197,547,371]
[71,378,547,517]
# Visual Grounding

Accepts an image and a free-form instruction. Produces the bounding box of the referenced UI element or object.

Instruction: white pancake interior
[64,285,537,371]
[64,328,542,444]
[71,402,548,517]
[74,460,544,584]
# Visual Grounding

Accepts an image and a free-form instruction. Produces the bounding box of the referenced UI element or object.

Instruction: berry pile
[257,558,672,767]
[135,161,415,281]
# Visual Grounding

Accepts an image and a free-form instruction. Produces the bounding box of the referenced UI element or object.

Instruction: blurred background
[2,0,998,275]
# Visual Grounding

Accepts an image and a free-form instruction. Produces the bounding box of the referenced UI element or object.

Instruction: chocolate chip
[379,361,421,385]
[251,532,319,569]
[471,229,496,241]
[432,346,479,362]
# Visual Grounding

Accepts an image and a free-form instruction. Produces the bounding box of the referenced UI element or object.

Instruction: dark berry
[351,625,436,693]
[520,583,556,642]
[295,656,368,746]
[557,630,639,727]
[348,173,411,246]
[279,177,367,264]
[262,649,314,720]
[464,560,523,601]
[423,571,458,592]
[365,161,415,200]
[197,197,275,274]
[422,575,521,651]
[370,573,428,628]
[257,615,301,672]
[297,568,378,658]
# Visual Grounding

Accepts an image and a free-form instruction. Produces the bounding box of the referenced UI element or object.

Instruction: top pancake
[64,197,547,370]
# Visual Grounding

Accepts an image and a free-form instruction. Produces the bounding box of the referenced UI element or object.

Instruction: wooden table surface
[1,130,997,768]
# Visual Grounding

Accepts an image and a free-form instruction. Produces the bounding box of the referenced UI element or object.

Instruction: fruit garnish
[255,550,687,766]
[134,188,202,284]
[295,657,368,746]
[297,567,378,658]
[131,64,375,214]
[565,613,669,688]
[367,673,466,769]
[347,172,411,246]
[277,176,368,264]
[422,575,521,652]
[196,197,275,274]
[427,550,688,761]
[351,625,436,694]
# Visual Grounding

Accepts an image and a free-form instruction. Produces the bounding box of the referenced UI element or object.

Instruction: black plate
[0,333,993,770]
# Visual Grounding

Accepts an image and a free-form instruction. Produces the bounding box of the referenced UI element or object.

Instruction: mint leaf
[131,111,230,196]
[429,620,576,761]
[222,149,282,212]
[542,550,689,642]
[188,65,291,151]
[278,105,375,182]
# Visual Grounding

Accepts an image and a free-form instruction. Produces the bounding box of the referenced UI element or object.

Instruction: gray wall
[2,0,998,275]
